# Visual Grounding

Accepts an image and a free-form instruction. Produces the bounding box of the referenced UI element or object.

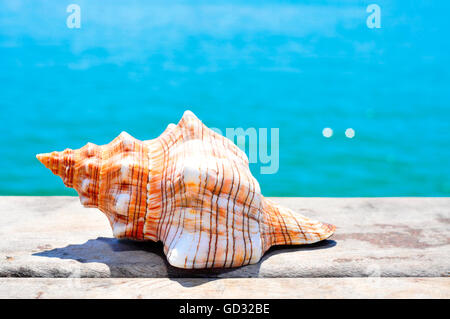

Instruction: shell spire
[37,142,102,207]
[37,110,335,269]
[37,149,76,188]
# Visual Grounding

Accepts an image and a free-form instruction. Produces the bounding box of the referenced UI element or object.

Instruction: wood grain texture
[0,196,449,278]
[0,278,448,299]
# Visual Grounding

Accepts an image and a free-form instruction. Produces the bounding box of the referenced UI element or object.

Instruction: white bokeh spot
[345,128,355,138]
[322,127,333,138]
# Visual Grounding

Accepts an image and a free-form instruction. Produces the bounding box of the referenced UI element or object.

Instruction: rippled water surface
[0,0,449,196]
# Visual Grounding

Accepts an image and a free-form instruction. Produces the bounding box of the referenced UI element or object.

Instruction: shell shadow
[33,237,336,287]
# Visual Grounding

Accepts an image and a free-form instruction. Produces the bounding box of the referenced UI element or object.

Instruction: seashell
[36,111,335,269]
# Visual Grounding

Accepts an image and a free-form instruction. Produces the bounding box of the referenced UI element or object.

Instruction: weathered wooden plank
[0,278,448,299]
[0,197,449,278]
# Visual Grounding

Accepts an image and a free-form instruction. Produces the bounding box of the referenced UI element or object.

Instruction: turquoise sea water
[0,0,449,197]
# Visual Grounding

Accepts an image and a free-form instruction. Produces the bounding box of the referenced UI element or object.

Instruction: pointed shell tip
[183,110,197,119]
[36,153,47,163]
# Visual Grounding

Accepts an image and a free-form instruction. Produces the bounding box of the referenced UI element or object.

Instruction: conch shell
[37,111,335,269]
